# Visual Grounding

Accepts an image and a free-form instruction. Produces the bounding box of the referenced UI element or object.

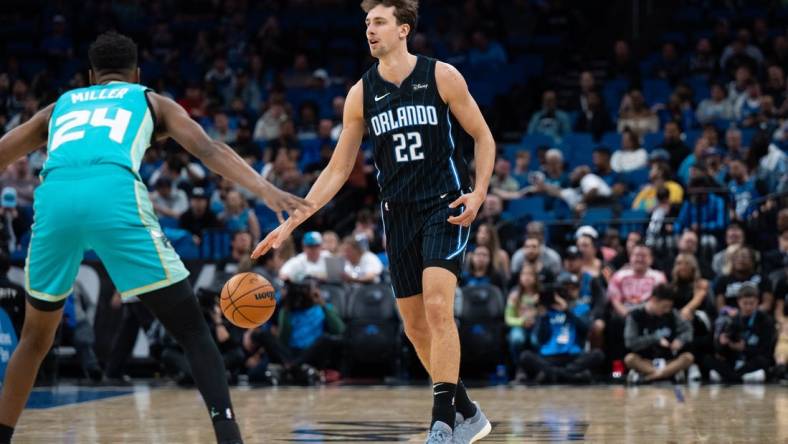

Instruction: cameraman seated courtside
[244,279,345,385]
[624,283,694,384]
[517,276,605,384]
[703,283,774,383]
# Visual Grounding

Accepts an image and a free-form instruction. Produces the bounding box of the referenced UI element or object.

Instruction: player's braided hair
[88,31,137,72]
[360,0,419,36]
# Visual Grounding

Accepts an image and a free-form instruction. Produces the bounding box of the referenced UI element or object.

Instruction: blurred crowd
[0,0,786,385]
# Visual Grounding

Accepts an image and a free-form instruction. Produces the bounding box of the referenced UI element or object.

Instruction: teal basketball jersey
[43,82,154,178]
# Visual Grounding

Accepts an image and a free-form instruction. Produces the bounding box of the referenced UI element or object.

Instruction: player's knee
[402,318,430,343]
[623,353,637,367]
[422,297,454,331]
[19,328,56,357]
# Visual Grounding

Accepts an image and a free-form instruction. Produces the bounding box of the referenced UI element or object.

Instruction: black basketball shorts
[380,191,471,298]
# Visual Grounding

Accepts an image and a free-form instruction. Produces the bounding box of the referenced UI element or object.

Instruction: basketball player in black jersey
[252,1,494,442]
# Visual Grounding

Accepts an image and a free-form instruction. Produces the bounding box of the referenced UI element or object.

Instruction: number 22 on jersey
[393,132,423,163]
[50,107,132,152]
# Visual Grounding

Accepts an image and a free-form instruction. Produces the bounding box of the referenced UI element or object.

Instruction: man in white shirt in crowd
[279,231,330,281]
[340,236,384,284]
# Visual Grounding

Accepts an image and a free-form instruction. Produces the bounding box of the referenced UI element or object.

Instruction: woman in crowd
[505,264,540,366]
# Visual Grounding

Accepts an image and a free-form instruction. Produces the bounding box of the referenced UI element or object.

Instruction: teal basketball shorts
[25,165,189,308]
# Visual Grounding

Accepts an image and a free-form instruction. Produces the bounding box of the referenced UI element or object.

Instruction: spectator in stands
[576,233,603,278]
[253,103,288,143]
[705,283,773,383]
[632,163,684,212]
[624,284,694,383]
[728,66,753,105]
[720,29,763,77]
[215,231,255,276]
[527,90,571,142]
[541,148,569,188]
[461,245,506,291]
[179,187,221,245]
[563,246,607,323]
[204,55,235,95]
[511,150,531,187]
[0,252,24,337]
[512,223,562,276]
[763,228,788,276]
[764,65,786,108]
[611,129,648,173]
[0,156,38,206]
[207,112,237,145]
[673,176,727,244]
[510,235,558,285]
[575,71,597,114]
[696,83,735,126]
[608,243,667,318]
[591,147,625,194]
[724,127,744,159]
[617,90,659,138]
[712,222,747,277]
[276,279,345,380]
[321,231,340,256]
[352,209,381,252]
[652,42,685,84]
[574,91,613,140]
[734,80,763,127]
[472,223,510,280]
[490,158,521,199]
[656,121,691,172]
[219,190,261,243]
[151,177,189,219]
[714,246,773,312]
[280,232,330,282]
[678,137,709,185]
[727,157,759,221]
[747,131,788,194]
[609,40,640,85]
[688,38,718,77]
[506,263,540,367]
[0,187,28,255]
[611,231,642,270]
[518,284,604,384]
[468,29,507,67]
[340,236,383,285]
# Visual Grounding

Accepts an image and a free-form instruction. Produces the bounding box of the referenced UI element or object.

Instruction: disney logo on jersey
[412,83,429,91]
[369,105,438,136]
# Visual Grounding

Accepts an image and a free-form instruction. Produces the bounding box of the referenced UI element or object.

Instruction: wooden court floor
[11,384,788,443]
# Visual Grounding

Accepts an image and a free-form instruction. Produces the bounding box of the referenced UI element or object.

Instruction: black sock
[139,280,242,443]
[431,382,457,429]
[0,424,13,444]
[455,379,477,419]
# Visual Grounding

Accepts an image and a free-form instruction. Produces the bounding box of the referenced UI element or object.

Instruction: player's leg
[89,179,242,444]
[0,214,83,443]
[396,294,431,373]
[0,301,64,442]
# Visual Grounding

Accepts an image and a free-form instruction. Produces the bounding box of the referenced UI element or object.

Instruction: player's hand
[258,182,314,223]
[251,220,297,259]
[447,191,485,227]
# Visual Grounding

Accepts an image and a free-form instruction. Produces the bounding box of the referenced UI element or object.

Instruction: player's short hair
[360,0,419,35]
[88,31,138,73]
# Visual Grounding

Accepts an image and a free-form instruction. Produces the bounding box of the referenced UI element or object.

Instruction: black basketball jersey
[362,55,469,203]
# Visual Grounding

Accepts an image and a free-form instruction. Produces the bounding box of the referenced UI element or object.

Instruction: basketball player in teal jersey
[0,32,311,444]
[252,1,495,443]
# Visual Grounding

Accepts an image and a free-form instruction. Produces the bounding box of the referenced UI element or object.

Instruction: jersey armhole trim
[143,89,158,144]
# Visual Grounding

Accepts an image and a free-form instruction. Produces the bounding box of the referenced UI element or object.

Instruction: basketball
[220,272,277,329]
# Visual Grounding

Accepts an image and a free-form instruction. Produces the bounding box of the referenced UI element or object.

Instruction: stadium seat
[580,207,614,233]
[521,133,554,149]
[456,285,505,370]
[643,79,671,106]
[601,131,622,151]
[319,284,348,319]
[200,229,231,261]
[254,203,280,234]
[344,284,400,375]
[503,196,545,222]
[643,132,663,150]
[560,133,594,168]
[619,209,649,238]
[622,168,650,189]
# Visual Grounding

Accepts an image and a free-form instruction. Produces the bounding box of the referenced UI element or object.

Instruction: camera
[721,317,744,343]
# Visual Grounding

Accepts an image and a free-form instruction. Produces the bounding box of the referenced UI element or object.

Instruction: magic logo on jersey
[369,105,438,136]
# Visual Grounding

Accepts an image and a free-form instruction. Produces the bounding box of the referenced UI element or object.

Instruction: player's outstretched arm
[251,81,366,258]
[0,104,54,170]
[435,62,496,227]
[149,93,311,221]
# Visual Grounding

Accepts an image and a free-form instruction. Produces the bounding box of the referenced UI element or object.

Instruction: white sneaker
[709,369,722,383]
[688,364,701,381]
[742,369,766,383]
[626,369,640,385]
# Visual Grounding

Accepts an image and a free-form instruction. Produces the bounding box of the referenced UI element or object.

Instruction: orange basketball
[220,272,277,329]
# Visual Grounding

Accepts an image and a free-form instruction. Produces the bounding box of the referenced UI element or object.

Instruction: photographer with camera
[517,278,605,384]
[244,279,344,385]
[703,283,774,383]
[623,284,694,384]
